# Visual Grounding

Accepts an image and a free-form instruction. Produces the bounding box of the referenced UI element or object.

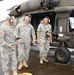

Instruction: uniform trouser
[1,49,17,72]
[39,40,49,58]
[18,42,30,62]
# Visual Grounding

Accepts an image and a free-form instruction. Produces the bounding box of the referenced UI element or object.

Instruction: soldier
[15,15,36,70]
[0,17,18,75]
[37,17,52,64]
[40,20,43,24]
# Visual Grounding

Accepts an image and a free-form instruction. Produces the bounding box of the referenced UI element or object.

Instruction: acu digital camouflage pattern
[37,24,52,58]
[15,21,36,62]
[0,22,17,72]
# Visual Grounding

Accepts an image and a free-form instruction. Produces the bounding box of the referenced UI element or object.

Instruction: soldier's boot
[18,62,23,70]
[23,61,28,68]
[40,58,44,64]
[43,58,49,63]
[13,69,18,75]
[4,72,9,75]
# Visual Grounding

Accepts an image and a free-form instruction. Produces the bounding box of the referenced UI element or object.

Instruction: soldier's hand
[8,44,14,48]
[17,39,22,44]
[50,39,52,43]
[32,41,36,45]
[37,40,40,44]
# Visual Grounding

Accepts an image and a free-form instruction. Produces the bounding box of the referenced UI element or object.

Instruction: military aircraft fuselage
[8,0,74,48]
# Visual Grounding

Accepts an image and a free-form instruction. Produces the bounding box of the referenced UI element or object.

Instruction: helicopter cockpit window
[69,17,74,32]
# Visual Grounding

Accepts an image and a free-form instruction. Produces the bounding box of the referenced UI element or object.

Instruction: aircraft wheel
[55,47,71,64]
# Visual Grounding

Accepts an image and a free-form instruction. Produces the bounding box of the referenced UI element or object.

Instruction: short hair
[44,16,50,20]
[25,14,30,17]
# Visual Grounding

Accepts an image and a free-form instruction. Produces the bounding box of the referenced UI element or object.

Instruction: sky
[0,0,28,21]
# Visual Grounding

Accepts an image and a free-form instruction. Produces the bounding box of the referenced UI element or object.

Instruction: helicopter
[8,0,74,64]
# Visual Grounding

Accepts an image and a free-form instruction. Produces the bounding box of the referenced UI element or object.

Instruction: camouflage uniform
[37,24,52,58]
[15,21,36,62]
[0,22,17,72]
